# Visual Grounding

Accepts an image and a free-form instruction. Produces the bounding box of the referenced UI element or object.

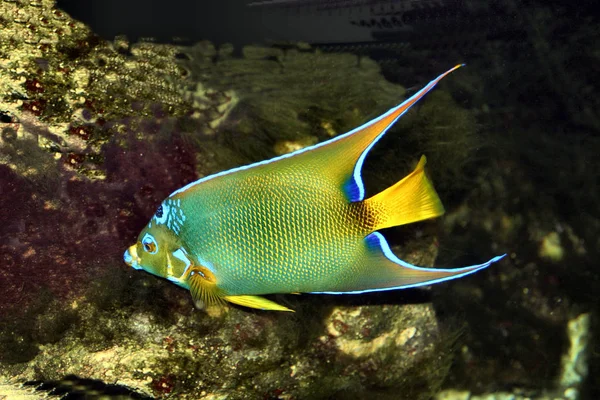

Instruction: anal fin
[224,295,294,312]
[312,232,505,294]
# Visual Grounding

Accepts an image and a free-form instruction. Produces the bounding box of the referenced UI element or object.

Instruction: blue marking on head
[124,249,142,270]
[153,202,170,225]
[312,232,506,294]
[173,248,191,267]
[123,249,133,264]
[152,200,185,235]
[196,255,216,274]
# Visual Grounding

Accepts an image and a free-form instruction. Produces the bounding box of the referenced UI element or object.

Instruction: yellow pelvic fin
[224,295,294,312]
[187,266,226,309]
[364,155,445,231]
[185,265,293,312]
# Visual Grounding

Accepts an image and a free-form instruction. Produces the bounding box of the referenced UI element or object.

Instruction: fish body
[124,65,505,311]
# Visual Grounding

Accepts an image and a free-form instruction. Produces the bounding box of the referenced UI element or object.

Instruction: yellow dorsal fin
[364,155,445,231]
[294,64,464,203]
[174,65,464,204]
[224,295,294,312]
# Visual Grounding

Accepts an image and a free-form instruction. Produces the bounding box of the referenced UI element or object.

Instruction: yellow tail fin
[365,155,444,231]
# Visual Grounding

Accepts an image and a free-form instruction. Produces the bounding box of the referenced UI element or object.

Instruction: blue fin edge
[173,66,463,199]
[343,105,410,202]
[344,65,465,202]
[312,231,506,294]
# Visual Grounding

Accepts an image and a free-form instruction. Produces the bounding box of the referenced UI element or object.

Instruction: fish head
[125,199,194,287]
[124,221,179,278]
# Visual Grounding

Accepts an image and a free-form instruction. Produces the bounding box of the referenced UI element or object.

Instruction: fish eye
[141,233,158,254]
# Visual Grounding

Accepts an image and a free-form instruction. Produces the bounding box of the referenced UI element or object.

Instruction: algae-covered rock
[0,0,235,180]
[2,297,454,399]
[175,40,407,174]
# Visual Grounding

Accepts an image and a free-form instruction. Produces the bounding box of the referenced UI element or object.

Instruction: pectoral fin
[224,295,294,312]
[187,266,225,309]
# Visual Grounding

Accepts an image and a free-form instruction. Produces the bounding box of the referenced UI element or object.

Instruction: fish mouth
[124,245,142,270]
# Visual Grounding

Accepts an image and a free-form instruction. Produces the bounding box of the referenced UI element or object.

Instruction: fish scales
[175,168,372,295]
[124,65,506,312]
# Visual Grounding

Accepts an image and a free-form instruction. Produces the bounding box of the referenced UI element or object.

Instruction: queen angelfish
[124,64,505,312]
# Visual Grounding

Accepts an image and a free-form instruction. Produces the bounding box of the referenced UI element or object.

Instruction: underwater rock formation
[2,297,454,399]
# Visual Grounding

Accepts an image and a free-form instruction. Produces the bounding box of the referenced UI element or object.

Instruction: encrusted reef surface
[1,0,597,399]
[0,1,457,399]
[2,297,452,399]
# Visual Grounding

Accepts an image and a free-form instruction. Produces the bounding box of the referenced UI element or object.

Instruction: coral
[560,313,591,392]
[389,89,481,196]
[1,298,456,399]
[538,231,564,262]
[434,147,598,395]
[0,0,237,318]
[0,113,199,318]
[0,0,235,180]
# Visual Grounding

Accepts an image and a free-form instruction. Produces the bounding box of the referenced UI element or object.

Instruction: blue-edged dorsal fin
[312,232,505,294]
[172,65,464,201]
[333,64,465,202]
